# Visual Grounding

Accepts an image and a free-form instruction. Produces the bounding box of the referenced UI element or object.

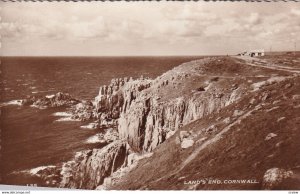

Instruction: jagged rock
[60,140,129,189]
[292,95,300,100]
[21,92,80,108]
[179,131,195,149]
[262,168,293,189]
[210,77,219,82]
[180,131,191,140]
[103,128,119,143]
[86,128,119,144]
[231,84,238,90]
[265,133,277,141]
[116,60,245,152]
[71,100,95,121]
[223,117,231,124]
[127,153,139,166]
[233,110,244,117]
[22,166,61,187]
[93,78,151,126]
[260,92,270,101]
[181,139,194,149]
[205,125,217,133]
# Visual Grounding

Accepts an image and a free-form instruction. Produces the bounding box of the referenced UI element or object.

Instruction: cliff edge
[59,55,300,190]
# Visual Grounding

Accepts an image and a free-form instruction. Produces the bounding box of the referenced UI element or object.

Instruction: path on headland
[175,106,260,175]
[157,55,300,182]
[234,56,300,74]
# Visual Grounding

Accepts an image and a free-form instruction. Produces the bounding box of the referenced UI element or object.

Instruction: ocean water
[0,56,201,187]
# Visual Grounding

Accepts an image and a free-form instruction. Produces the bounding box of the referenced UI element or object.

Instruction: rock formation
[60,140,129,189]
[57,56,300,190]
[93,78,152,126]
[262,168,293,189]
[21,92,80,108]
[57,57,255,189]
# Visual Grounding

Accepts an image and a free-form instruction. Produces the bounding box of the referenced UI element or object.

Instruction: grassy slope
[111,56,300,190]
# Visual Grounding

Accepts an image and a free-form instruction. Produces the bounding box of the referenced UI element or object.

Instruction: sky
[0,2,299,56]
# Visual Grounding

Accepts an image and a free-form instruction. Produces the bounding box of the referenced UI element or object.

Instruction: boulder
[265,133,277,141]
[262,168,293,189]
[179,131,195,149]
[181,139,194,149]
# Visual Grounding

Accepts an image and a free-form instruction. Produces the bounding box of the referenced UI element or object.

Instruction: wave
[10,165,57,176]
[0,100,23,107]
[52,111,79,122]
[29,165,57,175]
[85,133,105,144]
[80,122,99,129]
[54,117,80,122]
[46,94,55,99]
[52,112,73,117]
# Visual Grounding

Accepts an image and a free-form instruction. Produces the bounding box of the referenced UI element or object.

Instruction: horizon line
[1,50,298,58]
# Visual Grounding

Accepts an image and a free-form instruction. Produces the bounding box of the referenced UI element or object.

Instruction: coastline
[2,55,300,190]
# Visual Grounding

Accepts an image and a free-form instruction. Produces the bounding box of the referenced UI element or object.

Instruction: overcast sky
[1,2,299,56]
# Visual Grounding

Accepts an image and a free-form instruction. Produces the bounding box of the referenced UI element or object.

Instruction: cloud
[246,13,262,25]
[0,22,22,38]
[0,15,109,40]
[291,8,300,16]
[66,16,108,39]
[1,2,299,56]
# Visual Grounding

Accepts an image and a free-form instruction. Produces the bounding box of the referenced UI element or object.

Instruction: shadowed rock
[60,140,129,189]
[21,92,80,108]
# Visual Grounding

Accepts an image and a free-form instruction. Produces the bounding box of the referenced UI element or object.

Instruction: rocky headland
[16,56,300,190]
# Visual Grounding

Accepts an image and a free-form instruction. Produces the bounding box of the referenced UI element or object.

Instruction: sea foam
[80,122,99,129]
[52,112,73,117]
[54,117,80,122]
[29,165,57,175]
[0,100,23,107]
[85,134,105,144]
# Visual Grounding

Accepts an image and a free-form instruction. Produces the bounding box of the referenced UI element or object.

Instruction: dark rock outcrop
[21,92,80,108]
[60,140,129,189]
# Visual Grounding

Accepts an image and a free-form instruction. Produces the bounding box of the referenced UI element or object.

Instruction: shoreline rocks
[21,92,80,109]
[59,140,129,189]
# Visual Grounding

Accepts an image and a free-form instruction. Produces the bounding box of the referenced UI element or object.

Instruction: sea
[0,56,202,187]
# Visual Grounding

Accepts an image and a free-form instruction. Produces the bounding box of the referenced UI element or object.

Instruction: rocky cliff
[93,78,152,126]
[58,55,300,190]
[116,57,254,152]
[60,140,128,189]
[108,56,300,190]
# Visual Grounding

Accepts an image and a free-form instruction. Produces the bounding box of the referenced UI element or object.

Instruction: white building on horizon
[238,49,265,57]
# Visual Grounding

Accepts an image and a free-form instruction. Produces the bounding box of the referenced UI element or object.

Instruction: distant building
[238,49,265,57]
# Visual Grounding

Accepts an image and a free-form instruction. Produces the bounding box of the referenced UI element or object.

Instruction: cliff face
[59,56,299,190]
[88,58,259,153]
[60,140,128,189]
[92,78,152,126]
[117,58,249,152]
[111,74,300,190]
[118,88,243,152]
